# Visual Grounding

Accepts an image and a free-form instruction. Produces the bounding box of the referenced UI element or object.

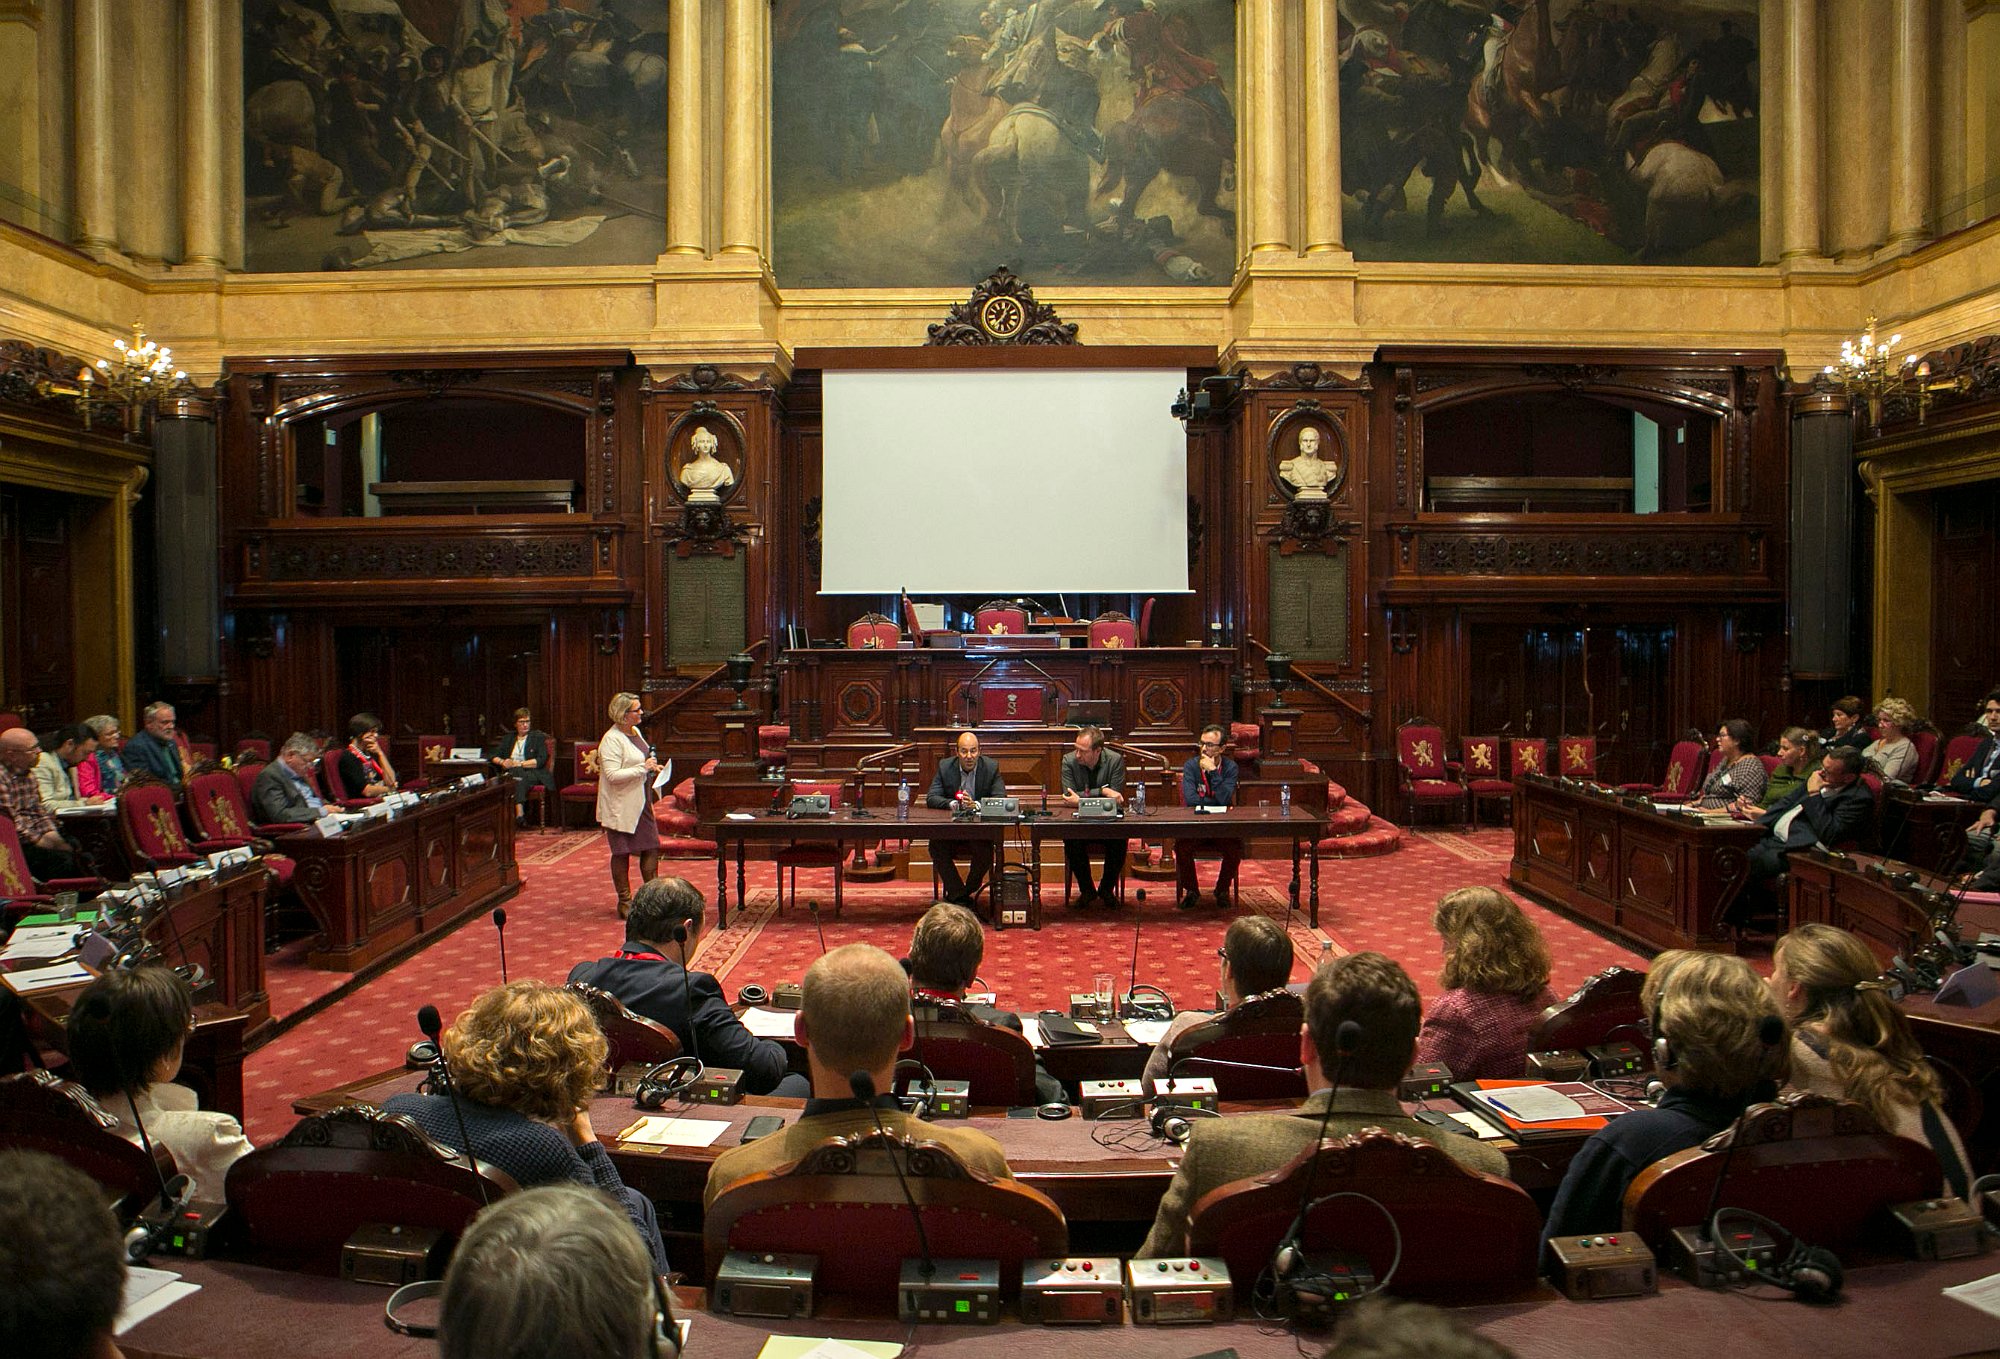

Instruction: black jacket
[1947,736,2000,803]
[249,760,321,825]
[486,729,553,773]
[926,754,1005,808]
[567,945,791,1095]
[1757,779,1873,850]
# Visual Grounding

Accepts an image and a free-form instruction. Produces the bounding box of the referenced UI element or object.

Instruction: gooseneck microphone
[418,1003,489,1206]
[1169,1054,1305,1081]
[852,1069,934,1281]
[1273,1019,1363,1283]
[113,1030,194,1263]
[492,907,509,983]
[808,899,829,957]
[672,925,703,1078]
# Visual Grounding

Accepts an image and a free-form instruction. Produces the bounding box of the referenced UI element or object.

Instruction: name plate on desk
[314,814,346,838]
[157,867,188,890]
[456,773,486,789]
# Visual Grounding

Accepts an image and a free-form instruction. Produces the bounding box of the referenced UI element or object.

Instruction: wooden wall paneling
[1933,485,2000,728]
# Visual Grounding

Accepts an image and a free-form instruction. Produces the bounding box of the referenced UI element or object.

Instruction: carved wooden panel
[260,533,597,581]
[666,554,746,666]
[1268,548,1350,663]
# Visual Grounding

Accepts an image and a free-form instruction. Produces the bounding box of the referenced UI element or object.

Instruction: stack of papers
[1,923,83,961]
[114,1266,201,1334]
[740,1006,798,1039]
[1,960,93,993]
[614,1116,729,1149]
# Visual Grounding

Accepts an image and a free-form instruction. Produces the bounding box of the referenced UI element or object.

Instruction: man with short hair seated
[1139,951,1507,1258]
[704,942,1012,1210]
[0,727,82,878]
[569,876,807,1098]
[0,1149,128,1359]
[906,902,1064,1104]
[34,725,104,810]
[251,732,327,825]
[1143,913,1297,1088]
[1175,723,1241,910]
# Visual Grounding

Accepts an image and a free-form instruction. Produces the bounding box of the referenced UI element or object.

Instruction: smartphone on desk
[740,1114,785,1143]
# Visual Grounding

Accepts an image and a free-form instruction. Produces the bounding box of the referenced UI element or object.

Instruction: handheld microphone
[492,907,508,983]
[1272,1019,1362,1286]
[808,900,829,957]
[417,1004,490,1206]
[851,1069,934,1280]
[672,925,703,1079]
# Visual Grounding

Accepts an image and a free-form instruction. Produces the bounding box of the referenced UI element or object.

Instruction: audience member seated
[1176,722,1241,911]
[1058,724,1126,909]
[1756,727,1820,808]
[1821,695,1869,755]
[65,965,253,1197]
[704,943,1011,1209]
[1541,951,1787,1245]
[250,732,328,824]
[35,725,106,811]
[1771,923,1973,1197]
[566,876,806,1098]
[1865,698,1921,783]
[925,731,1004,905]
[337,712,399,799]
[906,902,1064,1104]
[384,981,669,1273]
[1946,690,2000,804]
[1322,1297,1519,1359]
[1143,914,1296,1087]
[1694,718,1765,808]
[1416,887,1556,1080]
[1139,951,1506,1258]
[1955,805,2000,890]
[0,1149,128,1359]
[123,701,185,789]
[439,1185,678,1359]
[0,727,82,878]
[1736,746,1872,890]
[489,707,558,824]
[83,714,126,795]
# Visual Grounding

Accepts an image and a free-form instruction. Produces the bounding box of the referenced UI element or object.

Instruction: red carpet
[238,826,1648,1143]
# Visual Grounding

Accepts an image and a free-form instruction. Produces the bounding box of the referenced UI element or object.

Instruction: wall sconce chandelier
[40,321,196,432]
[1822,314,1966,428]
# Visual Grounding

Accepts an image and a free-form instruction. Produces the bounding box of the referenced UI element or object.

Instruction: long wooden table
[275,780,520,972]
[1029,805,1329,923]
[1506,775,1765,952]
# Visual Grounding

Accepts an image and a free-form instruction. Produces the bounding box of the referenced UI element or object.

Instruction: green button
[956,1300,969,1314]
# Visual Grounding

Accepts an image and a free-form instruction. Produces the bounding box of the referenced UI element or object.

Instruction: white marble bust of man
[679,426,735,503]
[1278,425,1336,501]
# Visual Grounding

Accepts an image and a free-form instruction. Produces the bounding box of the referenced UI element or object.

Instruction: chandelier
[74,322,195,431]
[1821,315,1964,429]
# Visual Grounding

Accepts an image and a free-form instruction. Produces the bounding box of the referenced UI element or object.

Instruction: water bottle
[896,778,910,822]
[1280,783,1292,817]
[1134,782,1147,815]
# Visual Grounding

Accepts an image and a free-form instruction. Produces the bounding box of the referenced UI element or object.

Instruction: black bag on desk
[1036,1012,1103,1046]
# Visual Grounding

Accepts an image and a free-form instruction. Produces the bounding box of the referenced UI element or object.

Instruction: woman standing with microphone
[597,691,662,918]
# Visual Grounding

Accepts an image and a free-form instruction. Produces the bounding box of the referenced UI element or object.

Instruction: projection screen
[819,368,1191,596]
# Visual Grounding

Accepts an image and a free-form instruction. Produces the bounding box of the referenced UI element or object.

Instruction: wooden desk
[1506,776,1765,952]
[275,781,519,972]
[57,802,131,880]
[1880,788,1985,872]
[1029,806,1329,923]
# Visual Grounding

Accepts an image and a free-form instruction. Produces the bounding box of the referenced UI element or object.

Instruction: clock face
[979,295,1026,340]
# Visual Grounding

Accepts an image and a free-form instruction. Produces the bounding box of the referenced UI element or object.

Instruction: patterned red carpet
[239,825,1647,1142]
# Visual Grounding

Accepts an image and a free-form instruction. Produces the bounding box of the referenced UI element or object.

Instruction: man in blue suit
[1738,745,1873,885]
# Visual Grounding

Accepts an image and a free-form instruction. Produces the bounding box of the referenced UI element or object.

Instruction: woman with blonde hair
[384,981,667,1272]
[1865,698,1921,784]
[1771,923,1971,1197]
[597,690,663,918]
[1416,887,1555,1079]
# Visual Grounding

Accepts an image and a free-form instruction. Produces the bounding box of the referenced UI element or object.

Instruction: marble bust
[678,425,735,503]
[1278,425,1337,501]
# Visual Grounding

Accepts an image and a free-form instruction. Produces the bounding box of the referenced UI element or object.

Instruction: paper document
[726,811,757,821]
[654,758,674,794]
[1122,1019,1173,1046]
[1,924,82,961]
[1019,1016,1046,1049]
[1478,1086,1589,1123]
[114,1267,201,1335]
[756,1337,903,1359]
[3,960,94,993]
[1445,1110,1507,1140]
[1943,1269,2000,1320]
[57,802,115,817]
[740,1006,798,1039]
[615,1115,729,1148]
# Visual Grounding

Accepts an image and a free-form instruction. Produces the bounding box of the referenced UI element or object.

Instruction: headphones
[1650,999,1676,1075]
[736,984,769,1006]
[1706,1207,1844,1304]
[894,1058,937,1118]
[633,1057,703,1110]
[1149,1102,1220,1146]
[386,1271,682,1356]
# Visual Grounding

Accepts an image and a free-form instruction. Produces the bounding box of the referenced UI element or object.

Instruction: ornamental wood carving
[260,534,597,580]
[926,267,1077,346]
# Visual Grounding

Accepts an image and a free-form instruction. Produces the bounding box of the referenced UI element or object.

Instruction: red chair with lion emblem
[1087,610,1138,649]
[1460,736,1512,829]
[1397,718,1467,827]
[115,778,209,870]
[1556,735,1599,779]
[185,770,297,891]
[845,613,900,650]
[1617,735,1710,804]
[0,814,103,925]
[972,602,1029,636]
[558,741,601,829]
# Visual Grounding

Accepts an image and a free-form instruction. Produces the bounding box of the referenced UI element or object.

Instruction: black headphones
[1706,1207,1844,1304]
[894,1058,937,1118]
[386,1272,682,1356]
[633,1057,703,1110]
[1149,1102,1220,1146]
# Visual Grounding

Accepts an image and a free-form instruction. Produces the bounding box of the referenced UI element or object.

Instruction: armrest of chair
[254,822,309,835]
[193,837,253,854]
[337,797,380,811]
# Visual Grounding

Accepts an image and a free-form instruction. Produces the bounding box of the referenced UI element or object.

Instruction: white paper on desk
[741,1006,798,1039]
[619,1115,729,1148]
[3,960,93,993]
[1019,1016,1047,1048]
[1445,1110,1508,1140]
[57,802,115,816]
[1476,1085,1588,1123]
[2,923,83,959]
[115,1267,201,1334]
[756,1337,904,1359]
[1943,1269,2000,1320]
[726,811,757,821]
[1122,1019,1173,1046]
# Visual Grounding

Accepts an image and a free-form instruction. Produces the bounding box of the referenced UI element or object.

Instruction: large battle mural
[1339,0,1760,266]
[773,0,1239,289]
[243,0,667,272]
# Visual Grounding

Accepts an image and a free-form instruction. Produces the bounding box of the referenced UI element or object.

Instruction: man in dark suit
[1945,690,2000,803]
[567,876,807,1098]
[905,902,1064,1103]
[488,707,558,821]
[1175,723,1241,910]
[925,730,1004,904]
[1058,724,1126,908]
[122,702,184,789]
[1738,745,1873,885]
[249,733,326,825]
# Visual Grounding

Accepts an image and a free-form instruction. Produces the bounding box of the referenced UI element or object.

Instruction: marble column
[72,0,115,251]
[665,0,704,254]
[1246,0,1292,254]
[220,0,244,268]
[719,0,763,256]
[1886,0,1932,246]
[182,0,226,266]
[1779,0,1823,260]
[1301,0,1342,254]
[0,2,43,231]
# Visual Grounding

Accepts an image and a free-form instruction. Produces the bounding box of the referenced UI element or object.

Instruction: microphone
[418,1004,490,1206]
[1122,912,1143,1016]
[672,925,703,1077]
[851,1069,934,1281]
[113,1028,194,1263]
[808,900,829,957]
[492,907,508,983]
[1272,1019,1362,1290]
[1169,1054,1307,1080]
[1694,1014,1786,1242]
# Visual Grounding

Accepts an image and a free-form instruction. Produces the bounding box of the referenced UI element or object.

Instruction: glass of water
[54,890,80,923]
[1093,972,1115,1022]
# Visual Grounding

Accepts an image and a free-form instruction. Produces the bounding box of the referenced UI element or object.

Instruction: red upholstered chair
[973,601,1029,635]
[558,741,601,829]
[314,754,379,811]
[1137,596,1155,645]
[0,813,103,922]
[702,1129,1067,1304]
[187,741,218,765]
[1911,728,1943,786]
[410,735,451,791]
[654,797,719,858]
[566,981,682,1075]
[232,760,266,802]
[116,779,204,870]
[0,1072,177,1217]
[1939,733,1983,787]
[845,612,900,650]
[0,711,21,734]
[1616,736,1709,804]
[184,771,298,891]
[1186,1130,1542,1298]
[902,596,927,640]
[173,731,200,781]
[1460,736,1512,829]
[1086,610,1138,649]
[1556,735,1599,779]
[1162,992,1307,1100]
[758,724,791,770]
[1510,738,1547,781]
[233,738,272,762]
[1526,966,1648,1054]
[224,1105,519,1275]
[1622,1094,1941,1254]
[1227,721,1261,765]
[1396,718,1466,826]
[774,780,845,915]
[911,1003,1040,1106]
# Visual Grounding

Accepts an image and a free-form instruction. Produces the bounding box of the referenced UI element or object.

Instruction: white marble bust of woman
[1279,425,1336,501]
[678,425,735,503]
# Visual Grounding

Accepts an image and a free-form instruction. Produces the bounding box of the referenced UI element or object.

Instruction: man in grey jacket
[1059,725,1126,908]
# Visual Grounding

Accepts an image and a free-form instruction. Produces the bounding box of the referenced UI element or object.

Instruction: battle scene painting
[1339,0,1760,265]
[243,0,667,272]
[773,0,1238,289]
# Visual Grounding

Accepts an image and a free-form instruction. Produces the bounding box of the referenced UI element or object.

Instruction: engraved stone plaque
[1268,548,1349,664]
[666,554,746,666]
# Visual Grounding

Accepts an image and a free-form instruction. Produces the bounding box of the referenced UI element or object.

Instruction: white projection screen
[820,368,1191,596]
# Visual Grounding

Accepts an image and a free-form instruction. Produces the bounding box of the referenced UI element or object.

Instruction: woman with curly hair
[1865,698,1921,783]
[1771,924,1972,1197]
[384,982,667,1272]
[1415,887,1556,1079]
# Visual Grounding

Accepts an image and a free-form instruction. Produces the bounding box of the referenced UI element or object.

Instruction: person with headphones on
[1542,951,1789,1247]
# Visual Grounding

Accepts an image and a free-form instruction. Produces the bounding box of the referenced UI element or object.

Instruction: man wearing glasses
[1059,724,1126,908]
[1175,723,1239,910]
